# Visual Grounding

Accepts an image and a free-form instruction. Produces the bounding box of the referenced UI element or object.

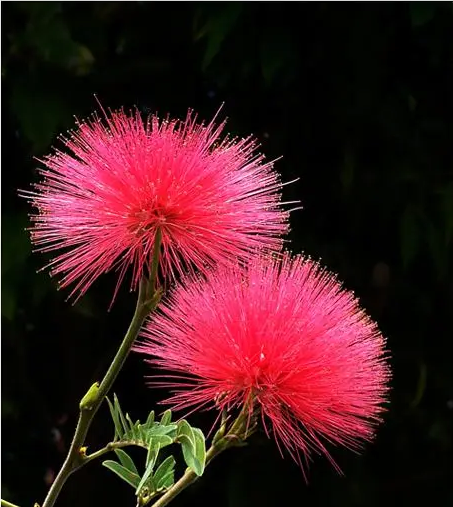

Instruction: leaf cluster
[103,396,206,506]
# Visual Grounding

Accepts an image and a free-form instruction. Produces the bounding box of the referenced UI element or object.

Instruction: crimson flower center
[129,204,178,237]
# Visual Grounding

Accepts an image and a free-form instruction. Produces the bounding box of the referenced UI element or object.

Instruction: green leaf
[197,4,243,70]
[1,283,17,321]
[177,420,206,476]
[145,410,155,427]
[106,397,122,440]
[146,441,160,470]
[150,435,174,448]
[1,213,34,320]
[114,394,129,435]
[102,460,141,489]
[177,420,195,446]
[1,214,31,276]
[180,437,203,476]
[410,3,436,28]
[138,424,147,444]
[10,84,73,152]
[410,362,427,408]
[177,434,194,449]
[136,457,157,495]
[149,424,177,437]
[15,4,94,74]
[156,471,175,492]
[260,29,296,86]
[192,428,207,474]
[114,449,139,476]
[160,410,172,426]
[153,456,176,491]
[126,413,138,439]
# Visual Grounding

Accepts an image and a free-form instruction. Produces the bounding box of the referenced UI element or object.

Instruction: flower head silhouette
[137,254,390,470]
[24,107,289,300]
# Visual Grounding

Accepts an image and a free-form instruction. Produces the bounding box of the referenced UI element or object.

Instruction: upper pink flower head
[24,107,289,300]
[137,254,391,471]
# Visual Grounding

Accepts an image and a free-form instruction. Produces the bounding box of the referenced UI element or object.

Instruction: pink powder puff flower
[136,254,391,471]
[22,107,290,300]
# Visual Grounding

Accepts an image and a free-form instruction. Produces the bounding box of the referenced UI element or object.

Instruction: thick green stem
[150,446,222,507]
[41,232,162,507]
[1,500,21,507]
[97,279,156,403]
[148,228,162,293]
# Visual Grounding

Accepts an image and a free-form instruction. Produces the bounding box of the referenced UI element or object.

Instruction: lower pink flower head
[137,254,391,471]
[22,106,289,300]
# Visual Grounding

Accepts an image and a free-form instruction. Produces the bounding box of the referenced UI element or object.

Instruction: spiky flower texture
[138,255,390,471]
[25,108,288,299]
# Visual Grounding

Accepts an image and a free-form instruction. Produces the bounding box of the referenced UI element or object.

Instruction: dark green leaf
[192,428,206,474]
[410,362,427,408]
[260,29,296,86]
[177,419,195,447]
[150,424,177,437]
[176,421,206,476]
[10,85,72,152]
[145,441,160,470]
[180,438,203,477]
[102,460,140,489]
[410,3,436,28]
[156,471,174,492]
[159,410,172,426]
[198,4,243,70]
[114,449,139,476]
[1,214,31,276]
[136,457,156,495]
[106,397,122,440]
[126,413,137,439]
[153,456,176,491]
[151,435,173,448]
[1,283,17,321]
[138,424,147,444]
[177,434,193,449]
[145,410,155,428]
[114,394,129,436]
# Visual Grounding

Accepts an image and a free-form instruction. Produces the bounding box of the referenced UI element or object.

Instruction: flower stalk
[40,232,162,507]
[1,500,21,507]
[150,405,257,507]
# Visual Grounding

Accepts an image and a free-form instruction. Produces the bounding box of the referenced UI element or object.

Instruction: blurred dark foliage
[2,2,453,506]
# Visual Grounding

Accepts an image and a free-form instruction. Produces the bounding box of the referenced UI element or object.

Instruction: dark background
[2,2,452,506]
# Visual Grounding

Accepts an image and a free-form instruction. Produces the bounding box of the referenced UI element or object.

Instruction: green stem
[148,228,162,293]
[80,440,148,468]
[97,280,155,402]
[1,500,21,507]
[150,406,256,507]
[41,232,163,507]
[150,446,222,507]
